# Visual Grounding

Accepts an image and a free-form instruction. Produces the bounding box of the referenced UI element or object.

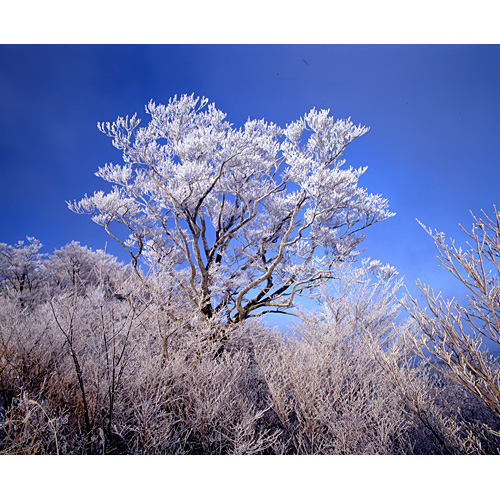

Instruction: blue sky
[1,44,499,316]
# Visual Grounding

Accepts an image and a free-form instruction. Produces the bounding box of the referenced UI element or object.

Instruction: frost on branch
[69,94,394,324]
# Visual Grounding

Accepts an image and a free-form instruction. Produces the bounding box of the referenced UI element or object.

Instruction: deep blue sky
[1,44,499,314]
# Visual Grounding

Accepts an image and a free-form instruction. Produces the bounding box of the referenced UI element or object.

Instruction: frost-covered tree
[0,237,44,298]
[70,94,394,324]
[44,241,130,298]
[403,207,500,424]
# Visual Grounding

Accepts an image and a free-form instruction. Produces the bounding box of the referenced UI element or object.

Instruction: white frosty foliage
[70,94,394,323]
[0,237,44,295]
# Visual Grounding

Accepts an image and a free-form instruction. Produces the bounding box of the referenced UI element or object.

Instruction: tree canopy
[70,94,394,324]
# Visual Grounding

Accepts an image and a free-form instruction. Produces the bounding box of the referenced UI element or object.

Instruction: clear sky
[1,44,499,315]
